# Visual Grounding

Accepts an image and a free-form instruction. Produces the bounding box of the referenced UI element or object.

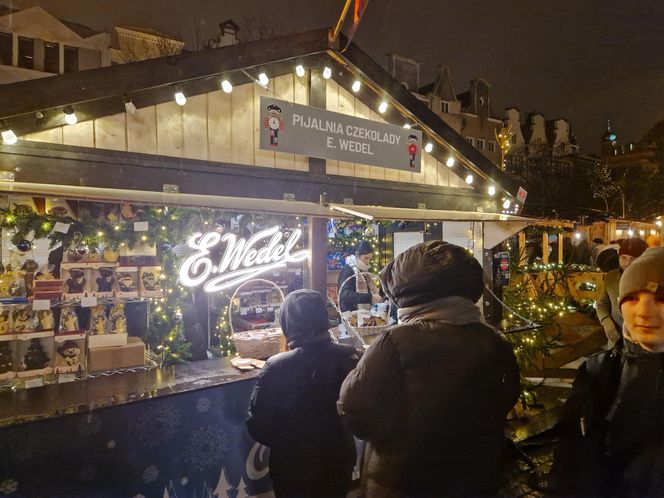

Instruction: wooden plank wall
[24,76,470,190]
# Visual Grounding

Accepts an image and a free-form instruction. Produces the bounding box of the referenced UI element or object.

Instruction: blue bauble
[158,241,172,252]
[15,239,32,252]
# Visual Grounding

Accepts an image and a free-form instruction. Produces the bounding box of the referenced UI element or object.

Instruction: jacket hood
[279,289,330,347]
[380,241,484,308]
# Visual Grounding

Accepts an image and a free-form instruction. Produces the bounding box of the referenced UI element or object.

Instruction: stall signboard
[259,96,422,172]
[616,221,631,231]
[179,225,309,292]
[494,251,511,287]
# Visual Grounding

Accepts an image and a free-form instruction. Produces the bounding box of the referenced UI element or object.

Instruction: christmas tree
[24,338,48,370]
[0,341,13,373]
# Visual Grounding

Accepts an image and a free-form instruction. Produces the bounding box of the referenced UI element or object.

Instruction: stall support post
[482,248,502,327]
[308,217,328,297]
[542,232,549,265]
[558,233,563,262]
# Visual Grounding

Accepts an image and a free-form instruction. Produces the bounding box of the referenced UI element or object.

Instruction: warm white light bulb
[657,220,663,227]
[322,66,332,79]
[1,129,17,145]
[295,64,305,77]
[503,199,511,209]
[221,79,233,93]
[488,185,496,196]
[403,123,411,129]
[465,174,474,185]
[352,80,361,92]
[424,142,433,153]
[574,232,581,240]
[258,72,269,87]
[628,229,634,236]
[174,91,187,106]
[446,156,455,167]
[639,229,645,236]
[64,110,78,125]
[378,101,388,113]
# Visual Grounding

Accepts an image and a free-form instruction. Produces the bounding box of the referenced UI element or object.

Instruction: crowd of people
[244,238,664,498]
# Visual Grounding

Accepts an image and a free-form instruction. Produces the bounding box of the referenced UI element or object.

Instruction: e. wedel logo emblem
[179,225,309,292]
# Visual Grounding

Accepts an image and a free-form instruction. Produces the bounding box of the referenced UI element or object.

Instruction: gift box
[54,332,85,374]
[0,334,17,380]
[16,331,54,377]
[120,242,158,266]
[87,336,145,372]
[11,307,37,333]
[115,267,138,298]
[61,264,91,298]
[92,266,116,297]
[88,333,127,348]
[139,266,162,297]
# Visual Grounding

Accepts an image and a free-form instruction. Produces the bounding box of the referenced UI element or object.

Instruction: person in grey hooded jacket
[338,241,520,498]
[246,289,359,498]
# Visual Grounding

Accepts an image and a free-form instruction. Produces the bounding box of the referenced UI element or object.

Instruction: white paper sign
[134,221,149,232]
[393,231,424,258]
[32,299,51,311]
[25,378,44,389]
[255,307,263,313]
[58,373,76,383]
[53,222,71,234]
[81,296,98,307]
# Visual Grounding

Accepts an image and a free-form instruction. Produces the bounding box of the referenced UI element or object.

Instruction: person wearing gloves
[338,241,520,498]
[246,289,359,498]
[596,236,648,348]
[338,240,383,312]
[548,247,664,497]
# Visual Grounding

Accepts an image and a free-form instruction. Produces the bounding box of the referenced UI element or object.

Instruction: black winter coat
[246,339,360,495]
[337,265,372,312]
[338,320,520,497]
[548,340,664,497]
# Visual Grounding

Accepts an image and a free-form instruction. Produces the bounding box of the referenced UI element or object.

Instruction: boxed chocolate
[139,266,162,297]
[0,309,11,335]
[53,332,85,374]
[115,267,138,298]
[87,336,145,372]
[11,307,37,333]
[16,331,54,377]
[0,334,17,380]
[92,266,116,297]
[61,264,91,298]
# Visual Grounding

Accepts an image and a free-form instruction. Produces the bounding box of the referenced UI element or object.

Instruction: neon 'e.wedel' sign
[179,225,309,292]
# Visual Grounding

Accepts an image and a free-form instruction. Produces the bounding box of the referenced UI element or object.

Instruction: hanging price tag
[58,373,76,384]
[133,221,149,232]
[25,378,44,389]
[53,222,71,234]
[81,296,98,307]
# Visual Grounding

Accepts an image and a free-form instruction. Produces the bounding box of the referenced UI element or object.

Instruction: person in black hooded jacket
[246,289,360,498]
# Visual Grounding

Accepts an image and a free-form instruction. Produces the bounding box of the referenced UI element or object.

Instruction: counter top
[0,357,258,428]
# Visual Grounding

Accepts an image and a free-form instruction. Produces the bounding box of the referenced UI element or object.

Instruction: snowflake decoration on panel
[142,464,160,483]
[183,425,229,471]
[133,401,182,448]
[0,479,18,495]
[195,396,211,413]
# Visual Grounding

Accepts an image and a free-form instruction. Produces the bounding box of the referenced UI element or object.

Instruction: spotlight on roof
[351,80,361,92]
[502,199,511,209]
[465,174,474,185]
[295,63,305,78]
[424,142,433,153]
[378,101,388,114]
[221,79,233,94]
[1,128,17,145]
[174,91,186,106]
[445,156,455,167]
[322,66,332,79]
[63,105,78,125]
[488,185,496,196]
[257,71,269,87]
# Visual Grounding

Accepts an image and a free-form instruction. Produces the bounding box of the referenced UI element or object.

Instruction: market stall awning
[329,203,532,222]
[0,181,349,219]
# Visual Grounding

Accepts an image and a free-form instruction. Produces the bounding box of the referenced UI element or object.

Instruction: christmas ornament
[158,241,172,252]
[75,241,90,256]
[364,226,375,237]
[15,239,32,252]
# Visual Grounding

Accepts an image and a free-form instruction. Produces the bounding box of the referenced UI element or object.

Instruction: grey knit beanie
[618,247,664,306]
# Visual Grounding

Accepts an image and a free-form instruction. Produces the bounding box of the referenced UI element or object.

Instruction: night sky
[3,0,664,153]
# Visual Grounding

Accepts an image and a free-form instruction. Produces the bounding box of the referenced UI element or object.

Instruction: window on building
[466,137,474,146]
[488,141,495,152]
[18,36,33,69]
[441,100,449,113]
[0,32,11,65]
[64,45,78,73]
[511,135,517,145]
[477,138,485,150]
[44,41,59,73]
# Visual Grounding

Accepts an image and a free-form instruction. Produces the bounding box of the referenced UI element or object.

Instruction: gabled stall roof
[0,28,522,208]
[329,203,529,222]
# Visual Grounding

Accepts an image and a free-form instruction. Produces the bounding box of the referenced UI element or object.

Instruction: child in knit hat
[618,246,664,351]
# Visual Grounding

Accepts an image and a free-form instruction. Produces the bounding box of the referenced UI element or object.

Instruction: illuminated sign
[179,225,309,292]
